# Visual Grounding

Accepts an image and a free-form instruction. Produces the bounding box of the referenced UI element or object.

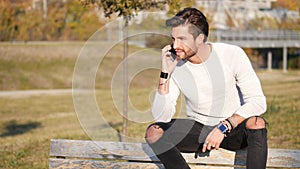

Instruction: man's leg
[145,119,203,169]
[220,116,268,169]
[245,116,268,169]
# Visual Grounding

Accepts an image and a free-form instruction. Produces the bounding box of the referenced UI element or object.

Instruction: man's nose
[173,40,179,49]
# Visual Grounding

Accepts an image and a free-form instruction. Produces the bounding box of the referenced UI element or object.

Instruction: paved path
[0,89,73,98]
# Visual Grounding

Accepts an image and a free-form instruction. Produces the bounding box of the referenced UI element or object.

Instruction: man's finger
[215,144,220,150]
[207,143,212,150]
[202,141,208,152]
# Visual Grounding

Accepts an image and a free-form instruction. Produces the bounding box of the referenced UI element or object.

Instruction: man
[145,8,268,169]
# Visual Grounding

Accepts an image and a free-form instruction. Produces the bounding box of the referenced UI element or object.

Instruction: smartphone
[169,44,177,62]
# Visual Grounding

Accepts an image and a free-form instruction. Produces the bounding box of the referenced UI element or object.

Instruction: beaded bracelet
[227,116,238,128]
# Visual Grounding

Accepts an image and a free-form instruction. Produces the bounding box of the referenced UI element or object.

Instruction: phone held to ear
[169,44,177,62]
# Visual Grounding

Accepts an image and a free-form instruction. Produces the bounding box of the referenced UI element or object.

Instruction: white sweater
[152,43,267,126]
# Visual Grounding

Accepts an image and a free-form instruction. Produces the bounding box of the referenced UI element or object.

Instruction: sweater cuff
[235,111,250,119]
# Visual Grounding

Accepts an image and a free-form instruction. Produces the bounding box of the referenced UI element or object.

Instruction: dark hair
[166,8,209,42]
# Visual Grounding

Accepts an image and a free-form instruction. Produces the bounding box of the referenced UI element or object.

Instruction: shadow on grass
[0,120,41,137]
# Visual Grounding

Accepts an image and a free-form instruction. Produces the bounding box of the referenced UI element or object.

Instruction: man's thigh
[156,119,203,153]
[220,119,248,150]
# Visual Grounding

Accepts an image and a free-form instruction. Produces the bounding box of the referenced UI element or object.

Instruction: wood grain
[49,139,300,168]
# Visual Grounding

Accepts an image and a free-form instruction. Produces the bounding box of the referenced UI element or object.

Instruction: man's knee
[246,116,266,129]
[145,125,164,144]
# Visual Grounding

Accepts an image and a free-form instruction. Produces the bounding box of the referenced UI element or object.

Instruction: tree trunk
[43,0,47,19]
[122,17,129,141]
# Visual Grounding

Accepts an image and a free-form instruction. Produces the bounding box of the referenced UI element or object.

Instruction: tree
[272,0,300,11]
[64,0,102,40]
[79,0,169,141]
[78,0,198,141]
[168,0,195,15]
[80,0,166,18]
[0,0,25,41]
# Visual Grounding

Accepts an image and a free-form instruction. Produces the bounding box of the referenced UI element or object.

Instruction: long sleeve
[151,43,267,125]
[151,77,181,122]
[233,47,267,118]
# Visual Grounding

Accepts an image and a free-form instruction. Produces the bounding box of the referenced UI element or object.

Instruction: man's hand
[161,45,179,74]
[202,127,225,152]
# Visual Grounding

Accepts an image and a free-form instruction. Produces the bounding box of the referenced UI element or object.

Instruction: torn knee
[246,116,266,129]
[145,125,164,144]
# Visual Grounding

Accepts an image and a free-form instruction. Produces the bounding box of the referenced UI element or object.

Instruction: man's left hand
[202,127,225,152]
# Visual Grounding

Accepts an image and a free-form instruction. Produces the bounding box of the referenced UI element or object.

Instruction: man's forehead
[171,24,192,37]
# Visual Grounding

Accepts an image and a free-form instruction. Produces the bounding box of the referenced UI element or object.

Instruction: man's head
[165,8,209,61]
[166,8,209,42]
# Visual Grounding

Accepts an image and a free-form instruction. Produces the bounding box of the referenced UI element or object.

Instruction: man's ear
[196,34,205,45]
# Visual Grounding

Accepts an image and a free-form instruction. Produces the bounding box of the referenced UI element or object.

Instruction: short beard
[186,50,197,61]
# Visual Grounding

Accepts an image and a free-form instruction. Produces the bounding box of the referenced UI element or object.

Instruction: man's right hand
[161,45,179,75]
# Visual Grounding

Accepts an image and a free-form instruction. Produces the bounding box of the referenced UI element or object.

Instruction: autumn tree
[272,0,300,30]
[272,0,300,11]
[64,0,102,40]
[0,0,103,41]
[0,0,24,41]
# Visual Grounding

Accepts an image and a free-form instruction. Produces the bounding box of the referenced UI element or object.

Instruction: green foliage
[79,0,198,19]
[167,0,195,15]
[288,56,300,69]
[268,97,281,114]
[80,0,167,18]
[64,0,102,40]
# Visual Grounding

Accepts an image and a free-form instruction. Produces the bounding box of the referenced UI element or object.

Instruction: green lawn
[0,43,299,168]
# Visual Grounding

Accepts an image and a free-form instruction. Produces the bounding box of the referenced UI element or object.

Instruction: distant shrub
[145,34,172,49]
[288,56,300,69]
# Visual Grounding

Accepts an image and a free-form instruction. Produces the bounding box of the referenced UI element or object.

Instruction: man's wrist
[217,122,228,134]
[160,72,169,79]
[159,78,169,86]
[226,116,238,129]
[217,120,233,136]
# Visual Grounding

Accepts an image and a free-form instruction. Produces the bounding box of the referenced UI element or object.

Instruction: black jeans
[146,118,268,169]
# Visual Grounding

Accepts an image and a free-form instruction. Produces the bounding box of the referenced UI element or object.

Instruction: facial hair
[185,49,197,61]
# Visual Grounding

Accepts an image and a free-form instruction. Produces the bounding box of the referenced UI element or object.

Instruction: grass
[0,43,299,168]
[258,70,300,148]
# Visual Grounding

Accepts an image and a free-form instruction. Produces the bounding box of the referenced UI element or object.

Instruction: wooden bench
[49,139,300,169]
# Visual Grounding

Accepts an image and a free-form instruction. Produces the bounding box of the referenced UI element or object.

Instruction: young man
[145,8,268,169]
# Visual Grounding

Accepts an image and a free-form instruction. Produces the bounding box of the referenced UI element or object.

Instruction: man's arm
[202,46,266,152]
[157,45,179,95]
[151,45,180,122]
[201,113,245,152]
[158,76,170,94]
[233,46,267,118]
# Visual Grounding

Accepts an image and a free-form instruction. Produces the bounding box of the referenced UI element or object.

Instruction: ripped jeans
[146,118,268,169]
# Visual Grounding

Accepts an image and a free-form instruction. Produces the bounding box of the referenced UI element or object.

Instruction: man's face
[171,24,198,60]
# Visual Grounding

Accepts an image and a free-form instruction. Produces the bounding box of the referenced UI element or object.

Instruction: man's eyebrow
[174,35,186,40]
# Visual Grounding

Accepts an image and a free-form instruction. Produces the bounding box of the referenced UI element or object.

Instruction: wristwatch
[217,122,228,134]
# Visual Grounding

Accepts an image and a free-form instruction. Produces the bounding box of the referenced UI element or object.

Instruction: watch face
[218,123,227,133]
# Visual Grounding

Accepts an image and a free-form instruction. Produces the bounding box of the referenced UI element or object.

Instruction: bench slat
[49,158,235,169]
[49,139,300,168]
[50,139,159,161]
